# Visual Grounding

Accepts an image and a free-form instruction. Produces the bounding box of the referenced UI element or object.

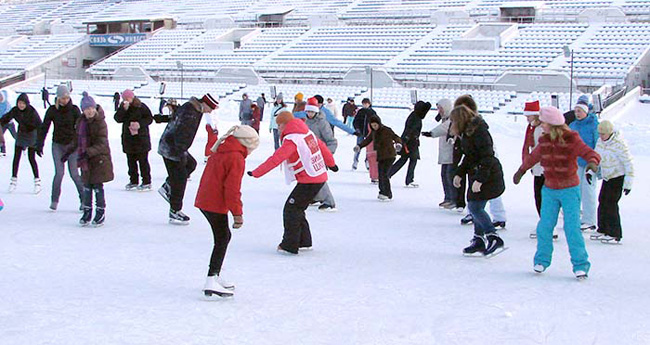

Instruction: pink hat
[122,89,135,100]
[305,97,320,113]
[539,106,565,126]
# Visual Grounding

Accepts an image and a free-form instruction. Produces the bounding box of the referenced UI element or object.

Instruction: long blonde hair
[548,124,570,144]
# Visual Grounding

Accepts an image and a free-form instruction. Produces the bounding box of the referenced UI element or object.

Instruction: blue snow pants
[534,186,590,274]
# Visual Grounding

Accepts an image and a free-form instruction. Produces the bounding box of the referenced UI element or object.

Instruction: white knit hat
[211,125,260,153]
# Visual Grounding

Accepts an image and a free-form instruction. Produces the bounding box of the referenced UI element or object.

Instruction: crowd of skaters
[0,86,635,296]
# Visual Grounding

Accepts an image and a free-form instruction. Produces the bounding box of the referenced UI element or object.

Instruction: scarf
[522,124,536,160]
[77,117,90,172]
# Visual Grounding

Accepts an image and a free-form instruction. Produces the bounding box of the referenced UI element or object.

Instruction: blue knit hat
[577,94,590,105]
[80,91,96,111]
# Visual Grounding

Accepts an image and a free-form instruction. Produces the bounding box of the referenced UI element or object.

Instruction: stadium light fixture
[563,45,574,111]
[176,61,184,100]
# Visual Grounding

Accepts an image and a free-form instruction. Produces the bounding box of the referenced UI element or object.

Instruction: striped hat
[202,93,219,110]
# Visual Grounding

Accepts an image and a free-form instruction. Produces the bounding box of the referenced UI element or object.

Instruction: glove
[247,171,253,177]
[435,114,442,122]
[586,172,593,185]
[395,143,403,153]
[624,189,631,196]
[586,162,598,173]
[353,145,360,153]
[421,131,432,137]
[447,137,455,145]
[233,215,244,229]
[453,175,462,188]
[354,130,362,137]
[328,165,339,172]
[60,154,70,163]
[513,169,525,185]
[36,149,43,157]
[471,181,482,193]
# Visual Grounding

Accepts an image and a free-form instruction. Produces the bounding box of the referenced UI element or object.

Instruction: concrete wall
[495,71,576,93]
[25,41,105,80]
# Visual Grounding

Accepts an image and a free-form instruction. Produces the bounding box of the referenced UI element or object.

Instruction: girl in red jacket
[514,106,600,280]
[249,111,337,254]
[195,125,260,298]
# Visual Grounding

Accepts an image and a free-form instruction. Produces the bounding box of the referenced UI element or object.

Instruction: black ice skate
[463,235,487,256]
[169,209,190,225]
[92,207,105,227]
[158,183,171,204]
[485,233,507,257]
[460,214,473,225]
[79,207,92,227]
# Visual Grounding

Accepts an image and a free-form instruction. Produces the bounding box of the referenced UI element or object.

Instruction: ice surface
[1,95,649,345]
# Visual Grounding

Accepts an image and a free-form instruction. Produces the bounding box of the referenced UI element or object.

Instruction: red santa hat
[523,100,540,116]
[305,97,320,113]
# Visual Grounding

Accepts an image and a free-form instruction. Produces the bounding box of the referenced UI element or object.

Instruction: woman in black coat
[451,105,505,256]
[114,91,153,191]
[1,93,42,193]
[389,100,431,187]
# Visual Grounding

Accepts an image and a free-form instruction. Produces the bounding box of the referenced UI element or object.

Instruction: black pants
[201,210,231,276]
[281,183,324,253]
[389,148,418,185]
[12,145,39,179]
[598,175,624,239]
[534,175,545,216]
[163,153,197,211]
[452,164,467,209]
[83,183,105,209]
[378,158,395,198]
[126,152,151,185]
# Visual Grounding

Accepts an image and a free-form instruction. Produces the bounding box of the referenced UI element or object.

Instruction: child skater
[195,125,260,298]
[66,92,114,227]
[248,111,337,254]
[591,120,634,244]
[514,106,600,280]
[354,114,402,201]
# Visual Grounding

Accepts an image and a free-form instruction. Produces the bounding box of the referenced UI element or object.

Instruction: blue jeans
[467,200,496,237]
[441,164,456,203]
[534,186,590,273]
[273,128,280,150]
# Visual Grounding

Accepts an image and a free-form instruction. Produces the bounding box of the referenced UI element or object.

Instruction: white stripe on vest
[282,131,327,184]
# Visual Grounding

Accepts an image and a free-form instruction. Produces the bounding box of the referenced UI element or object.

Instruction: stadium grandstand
[0,0,649,113]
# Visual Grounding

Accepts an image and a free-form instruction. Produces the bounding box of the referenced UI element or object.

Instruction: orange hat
[275,110,294,125]
[295,92,304,101]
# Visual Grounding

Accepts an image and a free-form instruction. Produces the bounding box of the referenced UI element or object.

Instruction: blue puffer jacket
[0,90,11,118]
[569,112,599,167]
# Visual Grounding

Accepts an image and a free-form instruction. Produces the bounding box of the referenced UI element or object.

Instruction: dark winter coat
[1,94,41,148]
[158,97,204,162]
[400,101,431,158]
[456,117,505,201]
[69,105,114,185]
[342,102,357,123]
[195,136,247,216]
[114,97,153,154]
[354,106,377,137]
[358,115,402,161]
[38,98,81,148]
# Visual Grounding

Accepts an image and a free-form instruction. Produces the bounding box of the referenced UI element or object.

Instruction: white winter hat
[211,125,260,153]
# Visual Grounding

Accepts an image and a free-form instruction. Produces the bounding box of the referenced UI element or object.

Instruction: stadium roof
[83,16,174,25]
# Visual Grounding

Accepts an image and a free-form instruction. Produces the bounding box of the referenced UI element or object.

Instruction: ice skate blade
[169,219,190,226]
[484,247,509,258]
[463,252,485,257]
[203,290,233,299]
[601,239,622,245]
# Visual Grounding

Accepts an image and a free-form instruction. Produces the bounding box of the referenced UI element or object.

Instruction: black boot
[463,235,486,256]
[92,207,105,227]
[485,233,505,256]
[79,207,92,227]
